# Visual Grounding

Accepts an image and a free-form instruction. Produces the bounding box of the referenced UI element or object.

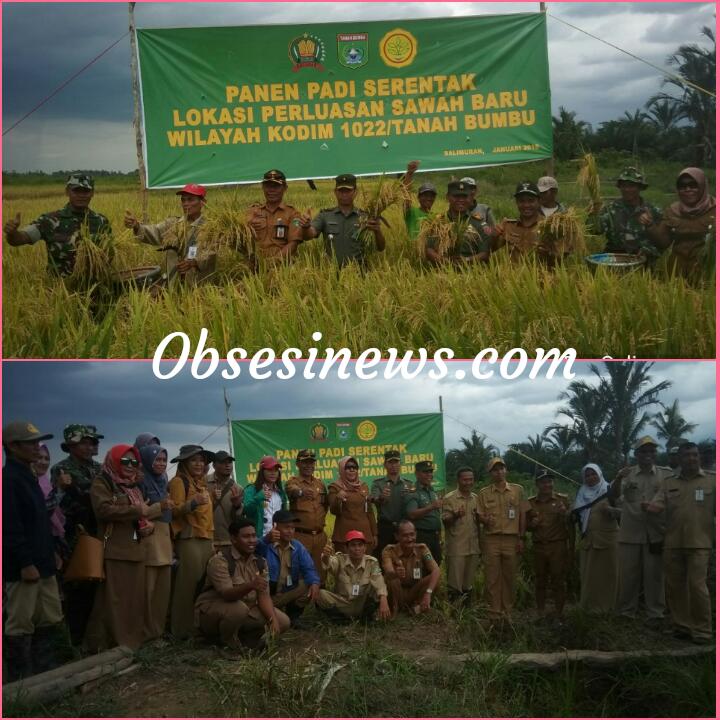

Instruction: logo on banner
[356,420,378,442]
[310,422,329,441]
[336,422,352,441]
[289,33,326,72]
[379,28,417,68]
[337,32,368,68]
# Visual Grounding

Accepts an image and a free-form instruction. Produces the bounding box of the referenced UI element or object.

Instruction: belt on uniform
[296,528,324,535]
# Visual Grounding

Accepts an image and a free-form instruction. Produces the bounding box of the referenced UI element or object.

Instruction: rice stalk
[576,151,602,211]
[537,207,587,256]
[358,175,412,253]
[416,214,467,259]
[66,222,114,291]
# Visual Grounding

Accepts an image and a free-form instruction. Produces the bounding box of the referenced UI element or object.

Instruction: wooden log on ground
[3,646,134,705]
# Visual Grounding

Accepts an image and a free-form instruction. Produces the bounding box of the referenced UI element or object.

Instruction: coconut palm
[552,106,591,161]
[445,430,499,484]
[556,379,609,463]
[650,399,698,452]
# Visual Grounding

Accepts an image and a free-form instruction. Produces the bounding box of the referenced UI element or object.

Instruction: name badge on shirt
[508,507,516,520]
[413,567,421,580]
[695,489,704,502]
[133,530,138,540]
[351,584,360,597]
[286,575,293,587]
[186,245,198,260]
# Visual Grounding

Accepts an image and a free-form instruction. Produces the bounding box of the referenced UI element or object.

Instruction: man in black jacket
[3,421,64,681]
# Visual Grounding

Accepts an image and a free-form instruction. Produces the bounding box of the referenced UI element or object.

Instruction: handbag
[63,524,109,582]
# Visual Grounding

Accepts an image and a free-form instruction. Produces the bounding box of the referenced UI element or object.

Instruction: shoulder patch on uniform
[528,495,537,501]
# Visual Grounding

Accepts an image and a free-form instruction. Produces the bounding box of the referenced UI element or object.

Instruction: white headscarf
[572,463,609,534]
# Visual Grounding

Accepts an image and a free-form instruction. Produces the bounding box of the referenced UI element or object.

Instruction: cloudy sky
[2,2,715,171]
[3,359,715,471]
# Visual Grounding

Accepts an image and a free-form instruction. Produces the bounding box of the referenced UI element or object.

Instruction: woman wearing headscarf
[134,432,161,450]
[243,456,288,539]
[647,167,715,280]
[328,456,377,553]
[138,443,174,640]
[85,445,167,651]
[571,463,620,614]
[33,444,67,552]
[167,444,215,638]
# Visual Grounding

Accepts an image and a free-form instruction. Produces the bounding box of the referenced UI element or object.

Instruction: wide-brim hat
[171,444,216,464]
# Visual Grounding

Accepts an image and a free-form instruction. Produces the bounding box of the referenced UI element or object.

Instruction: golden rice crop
[576,151,602,211]
[415,214,467,259]
[66,224,115,292]
[357,174,412,252]
[537,207,587,255]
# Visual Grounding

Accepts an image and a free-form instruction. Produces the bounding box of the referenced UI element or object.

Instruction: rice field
[2,160,715,358]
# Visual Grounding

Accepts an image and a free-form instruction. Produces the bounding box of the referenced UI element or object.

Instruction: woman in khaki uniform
[138,444,174,640]
[328,456,377,553]
[647,167,715,281]
[168,445,216,638]
[85,445,165,651]
[572,463,620,614]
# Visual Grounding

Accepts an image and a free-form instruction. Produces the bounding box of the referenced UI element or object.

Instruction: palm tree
[591,362,671,466]
[556,379,609,463]
[644,98,681,133]
[650,399,698,451]
[445,430,499,484]
[544,425,576,456]
[552,106,591,161]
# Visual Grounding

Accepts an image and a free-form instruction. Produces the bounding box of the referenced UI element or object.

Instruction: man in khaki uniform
[195,519,290,649]
[317,530,391,621]
[247,169,303,264]
[608,436,668,627]
[527,471,573,616]
[476,457,529,620]
[442,466,481,605]
[286,449,328,576]
[371,448,415,558]
[381,519,440,616]
[647,442,715,644]
[207,450,244,551]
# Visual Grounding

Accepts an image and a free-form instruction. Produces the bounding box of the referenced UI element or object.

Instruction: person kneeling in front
[317,530,391,622]
[194,519,290,649]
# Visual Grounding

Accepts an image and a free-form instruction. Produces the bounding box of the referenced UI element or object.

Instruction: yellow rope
[547,13,716,99]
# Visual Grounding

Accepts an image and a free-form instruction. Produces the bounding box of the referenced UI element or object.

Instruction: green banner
[231,412,445,489]
[137,13,551,188]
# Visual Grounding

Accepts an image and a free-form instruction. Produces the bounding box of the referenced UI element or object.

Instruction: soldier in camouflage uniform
[4,173,112,277]
[593,167,662,261]
[49,423,104,646]
[125,183,219,286]
[424,180,491,265]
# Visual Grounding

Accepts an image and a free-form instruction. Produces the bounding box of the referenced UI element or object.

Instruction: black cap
[335,174,357,189]
[535,471,554,482]
[296,448,317,461]
[273,509,300,524]
[415,460,434,472]
[447,180,471,196]
[384,449,401,461]
[214,450,235,462]
[514,181,539,197]
[263,169,286,185]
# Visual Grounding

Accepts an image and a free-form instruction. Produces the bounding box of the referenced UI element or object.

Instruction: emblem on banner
[310,422,329,441]
[336,422,352,441]
[337,32,368,69]
[356,420,378,442]
[378,28,417,68]
[289,33,326,72]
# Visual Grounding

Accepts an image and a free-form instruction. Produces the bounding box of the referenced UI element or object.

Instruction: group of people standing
[3,419,714,682]
[3,162,713,282]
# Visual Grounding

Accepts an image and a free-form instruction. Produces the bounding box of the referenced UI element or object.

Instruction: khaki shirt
[196,547,268,608]
[578,499,620,550]
[247,202,302,259]
[442,489,481,555]
[650,470,715,549]
[477,482,528,536]
[495,217,569,262]
[286,474,328,532]
[207,473,243,546]
[323,552,388,599]
[528,492,571,544]
[609,465,668,544]
[381,542,437,586]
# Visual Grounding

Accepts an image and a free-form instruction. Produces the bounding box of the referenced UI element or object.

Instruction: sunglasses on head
[120,457,139,467]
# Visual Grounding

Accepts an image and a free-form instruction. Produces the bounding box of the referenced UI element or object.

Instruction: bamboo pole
[128,2,149,221]
[540,2,555,177]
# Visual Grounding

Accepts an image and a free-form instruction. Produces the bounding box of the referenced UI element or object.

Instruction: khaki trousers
[482,535,518,619]
[272,581,310,609]
[171,538,214,638]
[144,564,172,640]
[316,588,375,618]
[5,576,63,636]
[446,554,479,594]
[579,545,617,614]
[664,548,712,640]
[533,541,568,612]
[295,530,327,583]
[616,542,665,619]
[386,575,433,615]
[197,601,290,648]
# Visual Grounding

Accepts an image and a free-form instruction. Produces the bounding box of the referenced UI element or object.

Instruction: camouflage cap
[415,460,434,472]
[3,421,53,444]
[296,448,317,461]
[262,169,287,185]
[384,449,401,461]
[634,435,658,450]
[537,176,559,193]
[616,166,648,189]
[459,176,477,187]
[63,423,104,444]
[66,173,94,190]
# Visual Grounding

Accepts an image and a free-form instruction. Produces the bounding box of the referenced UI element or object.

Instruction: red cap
[345,530,367,543]
[176,183,207,198]
[259,455,282,470]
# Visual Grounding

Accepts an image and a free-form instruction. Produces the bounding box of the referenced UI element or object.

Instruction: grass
[2,158,715,358]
